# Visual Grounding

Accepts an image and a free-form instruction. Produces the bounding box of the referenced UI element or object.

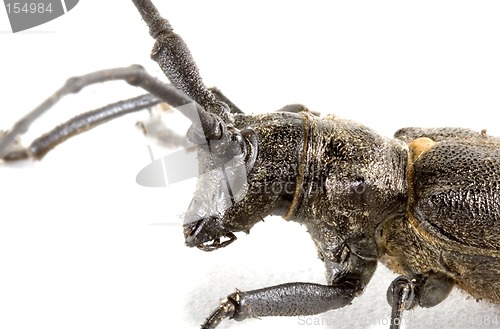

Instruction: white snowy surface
[1,1,499,329]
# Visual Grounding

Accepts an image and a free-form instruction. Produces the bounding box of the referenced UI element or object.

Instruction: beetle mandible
[1,1,499,328]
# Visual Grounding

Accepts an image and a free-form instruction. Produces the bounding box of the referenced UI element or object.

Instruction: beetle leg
[201,280,360,328]
[412,271,454,308]
[386,276,417,329]
[201,295,238,329]
[386,272,454,329]
[201,253,377,327]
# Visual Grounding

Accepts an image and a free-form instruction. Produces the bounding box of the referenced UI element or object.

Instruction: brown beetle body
[194,109,500,327]
[382,128,500,304]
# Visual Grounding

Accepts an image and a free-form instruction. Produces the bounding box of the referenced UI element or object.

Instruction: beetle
[0,0,500,328]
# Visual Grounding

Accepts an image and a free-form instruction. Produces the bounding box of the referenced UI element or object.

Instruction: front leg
[202,253,377,328]
[202,280,359,329]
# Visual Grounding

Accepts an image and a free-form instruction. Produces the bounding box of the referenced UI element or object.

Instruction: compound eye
[240,128,258,173]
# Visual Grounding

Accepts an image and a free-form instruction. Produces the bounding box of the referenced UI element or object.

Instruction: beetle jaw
[183,216,238,251]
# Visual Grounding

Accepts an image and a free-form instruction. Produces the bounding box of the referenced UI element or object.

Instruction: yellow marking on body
[405,137,436,212]
[408,137,435,162]
[406,137,438,245]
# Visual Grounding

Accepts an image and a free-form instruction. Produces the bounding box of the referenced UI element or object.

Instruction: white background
[1,1,500,328]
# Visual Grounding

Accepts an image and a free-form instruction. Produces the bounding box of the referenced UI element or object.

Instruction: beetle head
[130,0,305,250]
[183,112,305,251]
[183,122,257,251]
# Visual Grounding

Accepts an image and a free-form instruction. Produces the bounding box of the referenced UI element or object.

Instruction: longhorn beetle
[1,1,499,328]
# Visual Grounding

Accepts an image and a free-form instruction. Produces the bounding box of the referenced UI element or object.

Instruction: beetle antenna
[132,0,232,136]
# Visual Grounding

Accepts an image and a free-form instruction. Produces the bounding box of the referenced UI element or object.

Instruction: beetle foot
[201,293,239,329]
